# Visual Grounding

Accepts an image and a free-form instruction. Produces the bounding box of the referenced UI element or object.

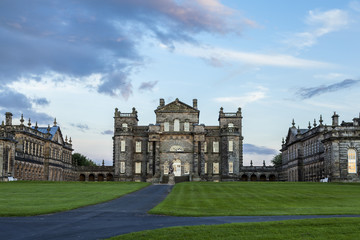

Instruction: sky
[1,0,359,166]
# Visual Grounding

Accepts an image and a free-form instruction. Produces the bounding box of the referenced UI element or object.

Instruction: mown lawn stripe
[149,182,360,216]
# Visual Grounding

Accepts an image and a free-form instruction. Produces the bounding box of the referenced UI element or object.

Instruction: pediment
[155,98,199,113]
[285,127,297,145]
[52,128,64,145]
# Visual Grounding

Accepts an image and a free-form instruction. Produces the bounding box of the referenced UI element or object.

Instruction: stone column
[199,141,205,177]
[154,141,161,180]
[147,141,154,177]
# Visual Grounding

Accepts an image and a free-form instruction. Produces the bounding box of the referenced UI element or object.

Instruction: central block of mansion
[113,98,244,182]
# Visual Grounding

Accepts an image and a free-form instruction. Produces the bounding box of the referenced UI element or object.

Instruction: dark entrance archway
[250,174,257,181]
[241,174,248,181]
[107,173,114,181]
[79,174,85,181]
[89,174,95,181]
[98,174,104,181]
[260,174,266,181]
[269,174,276,181]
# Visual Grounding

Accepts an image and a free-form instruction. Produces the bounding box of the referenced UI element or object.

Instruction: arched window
[348,149,357,173]
[174,119,180,131]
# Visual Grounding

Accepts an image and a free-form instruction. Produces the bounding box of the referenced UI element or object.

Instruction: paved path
[1,184,360,240]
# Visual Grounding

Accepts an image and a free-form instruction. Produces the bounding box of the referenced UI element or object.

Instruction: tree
[72,153,97,166]
[271,153,282,167]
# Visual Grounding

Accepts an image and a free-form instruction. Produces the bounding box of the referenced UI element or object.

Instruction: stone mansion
[1,98,359,182]
[113,98,246,182]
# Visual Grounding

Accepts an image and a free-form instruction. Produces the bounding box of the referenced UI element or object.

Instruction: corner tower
[218,107,243,177]
[113,107,139,181]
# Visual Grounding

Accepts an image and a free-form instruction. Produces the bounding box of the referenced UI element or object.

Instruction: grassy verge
[109,217,360,240]
[150,182,360,216]
[0,181,149,216]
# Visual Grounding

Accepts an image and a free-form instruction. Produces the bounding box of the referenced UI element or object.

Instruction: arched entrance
[79,174,85,181]
[107,173,114,181]
[241,174,248,181]
[269,174,276,181]
[98,174,104,181]
[260,174,266,181]
[173,160,181,176]
[89,174,95,181]
[250,174,257,181]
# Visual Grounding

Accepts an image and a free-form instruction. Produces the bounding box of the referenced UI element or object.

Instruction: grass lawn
[0,181,149,216]
[109,217,360,240]
[149,182,360,216]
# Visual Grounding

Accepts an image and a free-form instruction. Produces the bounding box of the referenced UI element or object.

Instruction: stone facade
[281,112,360,182]
[113,98,274,182]
[0,112,75,181]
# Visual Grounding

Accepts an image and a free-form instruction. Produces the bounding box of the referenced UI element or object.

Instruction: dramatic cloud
[0,0,251,98]
[70,123,90,132]
[31,97,50,106]
[215,87,267,106]
[138,81,158,92]
[243,144,278,155]
[296,79,360,99]
[0,86,52,124]
[178,45,331,68]
[285,9,349,49]
[101,130,114,135]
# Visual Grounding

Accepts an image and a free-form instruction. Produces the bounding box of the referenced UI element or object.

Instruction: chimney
[332,112,339,126]
[159,98,165,107]
[193,99,198,109]
[5,112,12,126]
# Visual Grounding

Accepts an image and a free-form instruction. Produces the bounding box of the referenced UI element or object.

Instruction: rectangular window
[135,141,141,153]
[348,149,357,173]
[121,140,126,152]
[204,162,208,174]
[213,141,219,153]
[204,142,207,152]
[184,122,190,131]
[174,119,180,131]
[135,162,141,174]
[120,162,125,173]
[164,122,169,132]
[184,163,190,174]
[213,162,219,174]
[228,140,233,152]
[164,163,169,175]
[147,142,151,153]
[229,161,233,174]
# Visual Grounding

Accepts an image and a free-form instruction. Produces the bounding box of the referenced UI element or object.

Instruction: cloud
[0,86,53,124]
[285,9,349,49]
[202,57,225,67]
[296,79,360,99]
[70,123,90,132]
[313,73,348,80]
[243,144,278,155]
[101,130,114,135]
[0,0,251,99]
[349,1,360,12]
[31,97,50,106]
[215,87,267,106]
[138,81,158,92]
[177,45,332,68]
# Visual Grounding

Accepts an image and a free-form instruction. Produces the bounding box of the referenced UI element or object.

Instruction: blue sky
[1,0,359,165]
